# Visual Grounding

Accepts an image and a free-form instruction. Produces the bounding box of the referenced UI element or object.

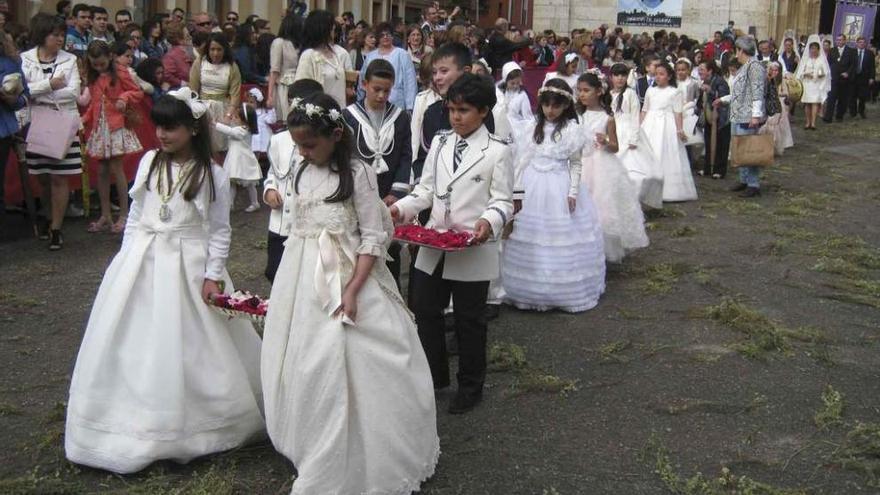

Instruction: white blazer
[395,125,514,282]
[263,131,301,236]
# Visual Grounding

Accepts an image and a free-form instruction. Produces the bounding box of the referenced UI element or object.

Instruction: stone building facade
[532,0,822,42]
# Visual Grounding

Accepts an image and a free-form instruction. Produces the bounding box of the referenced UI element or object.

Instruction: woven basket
[211,306,265,335]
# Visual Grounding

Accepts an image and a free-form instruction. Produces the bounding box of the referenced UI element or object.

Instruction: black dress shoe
[448,390,483,414]
[729,183,748,192]
[739,187,761,198]
[484,304,500,321]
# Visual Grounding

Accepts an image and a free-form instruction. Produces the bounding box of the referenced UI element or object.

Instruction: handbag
[730,131,774,168]
[26,103,79,160]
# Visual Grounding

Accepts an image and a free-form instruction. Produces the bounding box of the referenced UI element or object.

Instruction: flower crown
[538,85,575,102]
[584,68,609,92]
[289,97,344,127]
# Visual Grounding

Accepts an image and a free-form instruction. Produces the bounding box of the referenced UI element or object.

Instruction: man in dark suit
[635,54,659,108]
[850,36,875,118]
[824,34,858,122]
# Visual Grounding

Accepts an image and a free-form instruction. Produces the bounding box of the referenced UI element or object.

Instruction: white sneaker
[65,203,84,218]
[244,204,260,213]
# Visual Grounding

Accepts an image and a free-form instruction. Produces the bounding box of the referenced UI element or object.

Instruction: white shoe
[244,204,260,213]
[65,203,84,218]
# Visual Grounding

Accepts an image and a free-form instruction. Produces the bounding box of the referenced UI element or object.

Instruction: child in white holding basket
[64,90,265,474]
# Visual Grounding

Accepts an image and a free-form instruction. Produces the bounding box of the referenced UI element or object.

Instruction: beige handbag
[731,133,774,168]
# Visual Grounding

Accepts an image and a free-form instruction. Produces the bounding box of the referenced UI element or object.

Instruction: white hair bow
[564,52,579,64]
[248,87,264,103]
[168,86,209,119]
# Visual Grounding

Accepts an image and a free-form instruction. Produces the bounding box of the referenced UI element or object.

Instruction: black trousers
[702,123,730,178]
[408,257,489,393]
[850,77,871,116]
[824,80,852,120]
[386,241,402,288]
[265,231,287,282]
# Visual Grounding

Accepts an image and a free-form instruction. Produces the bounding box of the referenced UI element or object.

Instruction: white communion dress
[504,120,606,312]
[64,150,265,474]
[610,88,664,209]
[641,85,698,202]
[580,110,649,263]
[261,161,439,495]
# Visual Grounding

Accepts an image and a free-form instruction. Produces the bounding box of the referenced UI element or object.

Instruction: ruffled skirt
[503,165,606,312]
[642,111,698,202]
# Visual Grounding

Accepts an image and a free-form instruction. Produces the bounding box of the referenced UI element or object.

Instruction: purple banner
[832,1,877,43]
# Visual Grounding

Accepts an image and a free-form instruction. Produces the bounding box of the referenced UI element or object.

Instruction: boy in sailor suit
[343,58,412,282]
[262,80,323,282]
[391,74,514,414]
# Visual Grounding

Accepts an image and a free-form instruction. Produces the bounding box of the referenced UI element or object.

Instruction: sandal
[111,217,127,234]
[88,217,112,233]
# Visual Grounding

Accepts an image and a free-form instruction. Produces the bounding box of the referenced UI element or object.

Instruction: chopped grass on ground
[489,341,578,397]
[835,422,880,485]
[641,434,807,494]
[0,402,23,416]
[645,207,686,220]
[814,385,844,429]
[0,467,86,495]
[599,340,632,363]
[703,299,791,359]
[654,394,767,416]
[772,191,836,218]
[126,463,238,495]
[672,226,698,238]
[641,263,689,295]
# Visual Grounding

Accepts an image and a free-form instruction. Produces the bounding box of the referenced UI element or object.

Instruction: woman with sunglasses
[357,22,417,111]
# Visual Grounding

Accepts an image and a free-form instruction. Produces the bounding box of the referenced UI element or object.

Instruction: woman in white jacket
[21,14,82,250]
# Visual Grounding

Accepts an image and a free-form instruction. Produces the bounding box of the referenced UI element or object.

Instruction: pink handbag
[26,103,80,160]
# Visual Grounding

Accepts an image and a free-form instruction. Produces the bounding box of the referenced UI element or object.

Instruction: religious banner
[832,1,877,42]
[617,0,683,28]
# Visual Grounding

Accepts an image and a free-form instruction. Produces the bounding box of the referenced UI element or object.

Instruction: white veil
[795,34,832,95]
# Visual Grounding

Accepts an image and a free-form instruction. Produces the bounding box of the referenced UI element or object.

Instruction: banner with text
[618,0,683,28]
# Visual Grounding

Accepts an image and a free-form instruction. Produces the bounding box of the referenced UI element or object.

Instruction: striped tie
[453,138,468,172]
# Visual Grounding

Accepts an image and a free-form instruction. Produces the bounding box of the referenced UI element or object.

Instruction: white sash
[348,103,401,175]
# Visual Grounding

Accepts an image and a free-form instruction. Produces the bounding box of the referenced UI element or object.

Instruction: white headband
[538,84,575,102]
[289,97,344,127]
[248,87,264,103]
[167,87,208,119]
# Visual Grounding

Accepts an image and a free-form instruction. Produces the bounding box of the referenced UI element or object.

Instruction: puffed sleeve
[205,164,233,280]
[351,162,389,257]
[122,150,156,250]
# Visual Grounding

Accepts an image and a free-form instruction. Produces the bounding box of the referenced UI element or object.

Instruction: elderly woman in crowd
[161,21,192,89]
[714,36,767,198]
[358,21,417,111]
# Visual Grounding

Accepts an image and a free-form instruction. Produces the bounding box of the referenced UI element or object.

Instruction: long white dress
[611,88,664,209]
[64,150,265,474]
[641,86,698,202]
[261,161,439,495]
[503,121,606,312]
[252,107,276,153]
[580,110,649,263]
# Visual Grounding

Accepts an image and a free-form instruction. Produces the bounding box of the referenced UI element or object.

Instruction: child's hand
[334,286,358,323]
[389,205,401,223]
[115,99,127,111]
[49,76,66,90]
[202,279,223,304]
[472,219,493,244]
[161,82,171,91]
[513,199,522,214]
[264,189,283,209]
[594,132,607,149]
[382,194,398,207]
[568,196,577,213]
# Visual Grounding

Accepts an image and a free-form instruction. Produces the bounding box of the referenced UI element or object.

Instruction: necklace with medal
[158,160,192,222]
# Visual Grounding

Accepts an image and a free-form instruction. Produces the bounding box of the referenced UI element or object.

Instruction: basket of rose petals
[210,291,268,334]
[394,224,474,251]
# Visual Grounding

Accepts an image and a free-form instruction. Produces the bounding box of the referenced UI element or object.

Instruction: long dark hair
[278,14,302,46]
[301,10,335,50]
[207,32,235,64]
[289,93,354,203]
[85,41,118,86]
[576,72,611,115]
[135,57,163,86]
[654,61,677,88]
[610,63,631,113]
[534,78,578,145]
[147,95,215,202]
[237,102,259,134]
